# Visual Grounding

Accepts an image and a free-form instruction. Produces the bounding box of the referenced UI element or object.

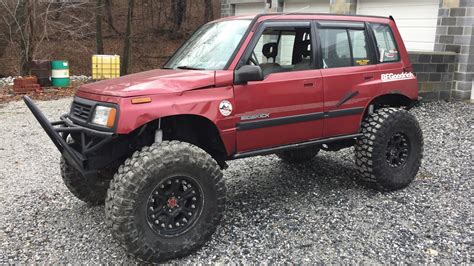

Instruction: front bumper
[23,96,114,175]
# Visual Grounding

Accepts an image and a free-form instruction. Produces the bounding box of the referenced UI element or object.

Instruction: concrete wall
[434,0,473,100]
[409,51,457,101]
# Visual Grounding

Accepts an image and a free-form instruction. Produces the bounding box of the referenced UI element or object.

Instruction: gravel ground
[0,98,472,264]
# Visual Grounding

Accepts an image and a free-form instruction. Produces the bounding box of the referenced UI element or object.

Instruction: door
[317,21,380,137]
[283,0,329,13]
[234,21,324,152]
[234,2,265,16]
[357,0,439,51]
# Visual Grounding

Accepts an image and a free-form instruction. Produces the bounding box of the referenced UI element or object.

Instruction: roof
[215,13,394,24]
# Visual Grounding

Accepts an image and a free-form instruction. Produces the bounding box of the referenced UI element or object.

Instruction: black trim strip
[364,22,379,65]
[323,107,364,118]
[232,133,362,159]
[346,29,355,66]
[236,107,364,131]
[237,112,324,131]
[311,20,322,69]
[336,91,359,107]
[317,21,365,30]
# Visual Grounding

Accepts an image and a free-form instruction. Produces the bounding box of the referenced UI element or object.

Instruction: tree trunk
[16,0,31,75]
[104,0,120,36]
[121,0,134,76]
[172,0,187,32]
[96,0,104,54]
[204,0,213,22]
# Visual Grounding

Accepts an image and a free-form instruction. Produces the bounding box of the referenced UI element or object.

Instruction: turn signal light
[106,108,117,128]
[131,97,152,104]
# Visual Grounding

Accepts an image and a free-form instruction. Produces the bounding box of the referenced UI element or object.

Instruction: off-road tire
[355,107,423,191]
[60,157,110,205]
[276,146,320,164]
[105,141,225,262]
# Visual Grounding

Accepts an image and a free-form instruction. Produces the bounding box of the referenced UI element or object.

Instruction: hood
[78,69,216,97]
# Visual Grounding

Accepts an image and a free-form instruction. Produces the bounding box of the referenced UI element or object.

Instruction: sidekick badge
[219,100,233,117]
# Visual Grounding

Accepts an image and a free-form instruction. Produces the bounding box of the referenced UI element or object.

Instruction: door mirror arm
[234,65,264,85]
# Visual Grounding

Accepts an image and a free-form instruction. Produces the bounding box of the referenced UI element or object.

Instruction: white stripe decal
[51,69,69,78]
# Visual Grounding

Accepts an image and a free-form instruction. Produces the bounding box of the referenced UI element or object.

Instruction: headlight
[91,106,117,128]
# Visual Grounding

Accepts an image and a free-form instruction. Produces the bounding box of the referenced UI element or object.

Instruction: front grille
[71,101,92,122]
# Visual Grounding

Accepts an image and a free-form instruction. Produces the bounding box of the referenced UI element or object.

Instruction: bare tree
[121,0,134,76]
[103,0,120,36]
[0,0,94,75]
[96,0,104,54]
[171,0,187,33]
[204,0,213,22]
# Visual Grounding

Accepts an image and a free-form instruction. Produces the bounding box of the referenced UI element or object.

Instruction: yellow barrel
[92,55,120,80]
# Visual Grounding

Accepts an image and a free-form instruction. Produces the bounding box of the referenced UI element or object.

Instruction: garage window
[371,23,400,63]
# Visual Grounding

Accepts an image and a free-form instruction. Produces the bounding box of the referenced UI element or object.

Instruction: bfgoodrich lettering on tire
[355,108,423,191]
[105,141,225,262]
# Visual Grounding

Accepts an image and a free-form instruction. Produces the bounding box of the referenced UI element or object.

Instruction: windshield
[164,20,251,70]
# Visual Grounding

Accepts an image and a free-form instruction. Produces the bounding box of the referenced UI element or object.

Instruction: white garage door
[234,2,265,15]
[357,0,439,51]
[283,0,329,13]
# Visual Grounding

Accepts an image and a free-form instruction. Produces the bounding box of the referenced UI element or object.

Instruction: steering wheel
[248,51,260,66]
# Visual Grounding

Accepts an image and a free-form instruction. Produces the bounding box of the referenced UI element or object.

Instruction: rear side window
[348,29,371,66]
[371,23,399,63]
[320,28,372,68]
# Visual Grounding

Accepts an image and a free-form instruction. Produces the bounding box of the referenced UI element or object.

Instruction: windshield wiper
[176,66,204,70]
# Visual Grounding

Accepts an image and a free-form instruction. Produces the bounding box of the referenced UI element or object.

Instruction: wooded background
[0,0,221,77]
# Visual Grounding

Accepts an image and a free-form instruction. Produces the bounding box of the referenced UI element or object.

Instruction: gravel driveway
[0,98,472,263]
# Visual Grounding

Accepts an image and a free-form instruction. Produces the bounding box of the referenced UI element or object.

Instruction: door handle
[364,75,374,80]
[304,82,314,87]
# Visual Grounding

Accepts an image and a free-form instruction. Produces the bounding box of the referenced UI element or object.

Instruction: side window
[320,28,372,68]
[348,29,371,66]
[320,29,351,68]
[371,23,399,63]
[248,26,312,76]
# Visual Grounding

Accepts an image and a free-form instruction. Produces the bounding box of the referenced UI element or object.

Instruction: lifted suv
[25,13,423,262]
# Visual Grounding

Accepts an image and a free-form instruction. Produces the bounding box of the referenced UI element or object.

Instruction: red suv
[25,13,423,262]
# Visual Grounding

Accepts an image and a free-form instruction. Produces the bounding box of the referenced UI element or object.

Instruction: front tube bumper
[23,96,113,174]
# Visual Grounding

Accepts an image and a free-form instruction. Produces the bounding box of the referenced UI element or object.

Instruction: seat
[293,40,312,71]
[259,42,283,76]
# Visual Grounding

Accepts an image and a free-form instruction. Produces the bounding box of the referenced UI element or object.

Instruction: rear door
[234,21,324,152]
[317,21,379,137]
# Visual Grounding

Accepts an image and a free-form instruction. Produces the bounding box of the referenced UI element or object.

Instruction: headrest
[262,42,278,60]
[301,40,311,57]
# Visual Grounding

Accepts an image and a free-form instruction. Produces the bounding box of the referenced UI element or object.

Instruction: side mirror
[234,65,263,85]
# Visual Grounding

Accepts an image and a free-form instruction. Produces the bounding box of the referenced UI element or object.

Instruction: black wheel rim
[146,176,203,236]
[385,132,410,168]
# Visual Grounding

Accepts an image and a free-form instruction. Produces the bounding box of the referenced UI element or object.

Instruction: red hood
[78,69,216,97]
